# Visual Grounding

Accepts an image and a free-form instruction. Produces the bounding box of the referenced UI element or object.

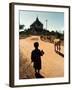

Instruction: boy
[31,42,44,73]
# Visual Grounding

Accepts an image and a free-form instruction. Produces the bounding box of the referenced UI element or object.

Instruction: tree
[50,31,55,35]
[19,24,25,29]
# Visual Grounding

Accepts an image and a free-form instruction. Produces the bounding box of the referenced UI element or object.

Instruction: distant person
[31,42,44,74]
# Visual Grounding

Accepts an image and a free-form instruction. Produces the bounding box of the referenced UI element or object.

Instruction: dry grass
[19,51,35,79]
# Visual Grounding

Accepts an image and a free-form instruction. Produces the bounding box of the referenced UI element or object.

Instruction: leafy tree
[50,31,55,35]
[19,25,24,29]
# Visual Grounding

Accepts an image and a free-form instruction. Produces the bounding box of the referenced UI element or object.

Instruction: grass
[19,51,35,79]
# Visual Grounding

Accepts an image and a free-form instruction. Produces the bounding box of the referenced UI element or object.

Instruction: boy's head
[34,42,39,49]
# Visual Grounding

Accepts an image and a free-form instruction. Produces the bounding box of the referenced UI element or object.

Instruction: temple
[30,17,43,35]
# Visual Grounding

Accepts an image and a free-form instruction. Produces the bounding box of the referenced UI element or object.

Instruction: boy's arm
[40,50,44,56]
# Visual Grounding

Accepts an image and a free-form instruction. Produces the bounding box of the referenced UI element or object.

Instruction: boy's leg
[38,69,40,73]
[35,69,37,73]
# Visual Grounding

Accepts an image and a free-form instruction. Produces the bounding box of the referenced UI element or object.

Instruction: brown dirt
[19,36,64,79]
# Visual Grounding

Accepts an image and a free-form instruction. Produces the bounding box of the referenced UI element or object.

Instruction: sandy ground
[19,36,64,79]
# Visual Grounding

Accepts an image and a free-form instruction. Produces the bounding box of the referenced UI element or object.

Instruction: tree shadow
[35,72,44,78]
[55,51,64,57]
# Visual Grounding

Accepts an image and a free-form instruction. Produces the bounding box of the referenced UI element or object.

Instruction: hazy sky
[19,10,64,32]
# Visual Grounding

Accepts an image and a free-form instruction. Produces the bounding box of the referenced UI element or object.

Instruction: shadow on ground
[35,72,44,78]
[56,51,64,57]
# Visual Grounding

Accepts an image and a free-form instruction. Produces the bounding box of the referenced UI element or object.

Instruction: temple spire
[36,16,38,20]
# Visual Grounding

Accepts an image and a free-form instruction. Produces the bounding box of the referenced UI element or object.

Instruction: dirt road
[19,36,64,78]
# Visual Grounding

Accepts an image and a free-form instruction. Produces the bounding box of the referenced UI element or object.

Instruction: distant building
[30,17,43,35]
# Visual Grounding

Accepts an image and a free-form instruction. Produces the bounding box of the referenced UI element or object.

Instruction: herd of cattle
[40,35,62,52]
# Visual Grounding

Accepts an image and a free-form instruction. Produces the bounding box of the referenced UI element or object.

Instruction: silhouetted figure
[31,42,44,74]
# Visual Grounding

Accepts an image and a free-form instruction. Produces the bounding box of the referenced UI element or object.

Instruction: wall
[0,0,72,90]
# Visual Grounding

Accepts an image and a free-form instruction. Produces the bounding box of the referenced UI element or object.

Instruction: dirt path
[19,36,64,78]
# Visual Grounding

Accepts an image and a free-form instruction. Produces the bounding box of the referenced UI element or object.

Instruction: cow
[54,39,61,52]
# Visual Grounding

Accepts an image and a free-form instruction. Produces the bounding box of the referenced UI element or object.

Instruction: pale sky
[19,10,64,33]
